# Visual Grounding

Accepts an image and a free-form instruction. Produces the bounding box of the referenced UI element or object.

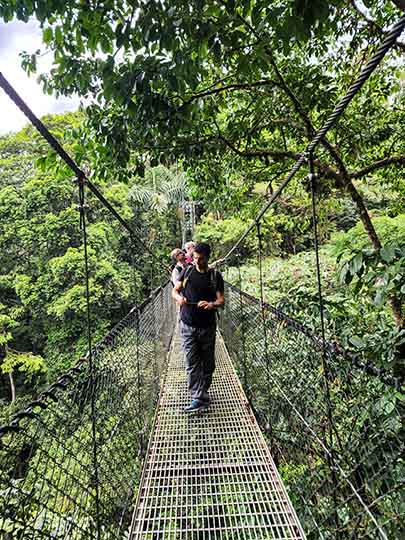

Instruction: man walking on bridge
[172,242,225,413]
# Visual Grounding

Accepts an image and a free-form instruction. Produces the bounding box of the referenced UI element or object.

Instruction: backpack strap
[209,268,221,320]
[183,266,218,290]
[209,268,217,290]
[182,265,195,288]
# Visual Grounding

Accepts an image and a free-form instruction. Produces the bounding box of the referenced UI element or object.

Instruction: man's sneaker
[201,394,210,405]
[184,400,206,413]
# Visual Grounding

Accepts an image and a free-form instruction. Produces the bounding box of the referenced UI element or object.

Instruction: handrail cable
[215,14,405,266]
[226,280,399,388]
[0,71,169,276]
[221,281,398,538]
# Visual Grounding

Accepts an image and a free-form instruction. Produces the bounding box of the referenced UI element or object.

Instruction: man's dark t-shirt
[178,267,224,328]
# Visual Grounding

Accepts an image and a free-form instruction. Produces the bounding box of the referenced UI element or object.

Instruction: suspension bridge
[1,13,404,540]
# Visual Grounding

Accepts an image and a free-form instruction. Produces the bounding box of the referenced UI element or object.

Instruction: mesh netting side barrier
[220,282,403,540]
[0,283,176,540]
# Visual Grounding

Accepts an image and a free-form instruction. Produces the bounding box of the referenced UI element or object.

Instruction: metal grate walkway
[130,326,306,539]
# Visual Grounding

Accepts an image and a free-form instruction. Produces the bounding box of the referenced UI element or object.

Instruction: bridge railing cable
[0,282,176,539]
[220,281,403,540]
[215,20,405,537]
[0,72,178,539]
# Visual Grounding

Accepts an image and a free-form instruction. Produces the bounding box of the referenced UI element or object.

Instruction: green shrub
[194,214,257,261]
[331,215,405,257]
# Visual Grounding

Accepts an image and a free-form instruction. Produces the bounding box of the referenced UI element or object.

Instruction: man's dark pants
[180,321,216,403]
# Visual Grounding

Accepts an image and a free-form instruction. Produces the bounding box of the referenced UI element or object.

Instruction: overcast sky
[0,18,80,135]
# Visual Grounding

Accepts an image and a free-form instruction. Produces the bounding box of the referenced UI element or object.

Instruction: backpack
[171,264,184,285]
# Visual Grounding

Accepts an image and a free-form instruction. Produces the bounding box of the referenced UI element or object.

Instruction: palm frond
[128,185,155,205]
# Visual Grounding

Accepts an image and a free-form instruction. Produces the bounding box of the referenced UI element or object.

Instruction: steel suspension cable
[0,72,169,277]
[215,14,405,266]
[77,175,101,540]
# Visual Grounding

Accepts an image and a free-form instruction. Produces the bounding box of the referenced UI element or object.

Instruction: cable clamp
[76,170,87,184]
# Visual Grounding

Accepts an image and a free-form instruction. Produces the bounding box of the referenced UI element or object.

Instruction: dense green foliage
[2,2,403,201]
[224,217,405,374]
[2,2,403,343]
[6,0,402,355]
[0,1,404,538]
[0,115,184,414]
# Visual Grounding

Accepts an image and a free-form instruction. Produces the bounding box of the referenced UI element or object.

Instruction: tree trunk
[339,176,381,250]
[339,175,404,328]
[9,371,16,403]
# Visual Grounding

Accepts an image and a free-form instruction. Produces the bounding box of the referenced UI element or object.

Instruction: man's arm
[198,271,225,310]
[172,280,187,306]
[214,290,225,308]
[198,290,225,310]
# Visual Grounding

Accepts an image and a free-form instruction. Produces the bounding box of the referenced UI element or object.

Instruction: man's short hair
[194,242,211,258]
[170,248,183,260]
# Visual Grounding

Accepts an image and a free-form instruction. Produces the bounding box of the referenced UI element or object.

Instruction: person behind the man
[170,248,187,285]
[184,241,196,265]
[172,242,225,413]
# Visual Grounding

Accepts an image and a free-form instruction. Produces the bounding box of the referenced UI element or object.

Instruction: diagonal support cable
[0,72,168,276]
[216,14,405,264]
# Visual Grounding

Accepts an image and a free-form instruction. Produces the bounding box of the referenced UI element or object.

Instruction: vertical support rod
[77,174,101,540]
[256,222,273,433]
[308,152,341,537]
[135,307,144,457]
[153,289,159,391]
[221,265,229,344]
[257,223,270,367]
[237,256,249,395]
[150,263,159,398]
[308,153,335,432]
[130,241,138,304]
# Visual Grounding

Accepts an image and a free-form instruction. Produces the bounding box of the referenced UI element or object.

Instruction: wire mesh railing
[220,282,403,540]
[0,282,176,540]
[130,326,306,540]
